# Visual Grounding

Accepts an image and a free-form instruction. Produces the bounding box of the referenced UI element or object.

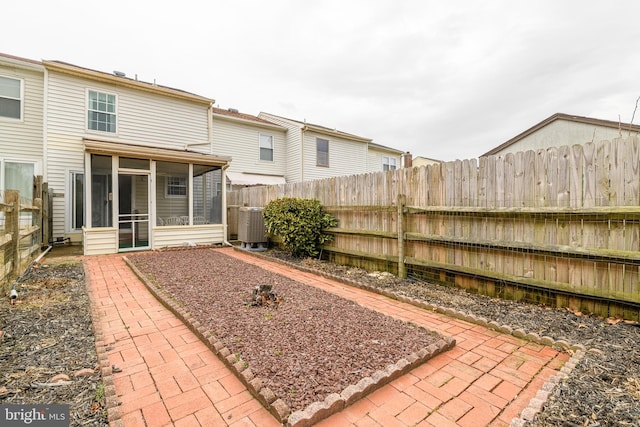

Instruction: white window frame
[259,133,274,162]
[382,156,397,171]
[0,75,23,121]
[316,138,329,167]
[87,89,117,133]
[165,175,188,198]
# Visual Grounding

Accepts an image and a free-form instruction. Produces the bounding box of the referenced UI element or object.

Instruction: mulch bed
[0,259,107,427]
[127,248,453,421]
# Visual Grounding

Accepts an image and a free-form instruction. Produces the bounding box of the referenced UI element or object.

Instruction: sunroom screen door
[118,173,149,251]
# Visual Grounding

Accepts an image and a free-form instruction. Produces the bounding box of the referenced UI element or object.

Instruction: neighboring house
[0,53,45,207]
[482,113,640,157]
[257,112,402,182]
[367,142,405,173]
[40,59,230,255]
[211,107,287,190]
[412,156,442,168]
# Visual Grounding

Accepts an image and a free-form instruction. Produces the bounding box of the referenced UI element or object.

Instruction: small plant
[264,312,274,320]
[94,382,105,401]
[263,197,337,258]
[274,348,282,356]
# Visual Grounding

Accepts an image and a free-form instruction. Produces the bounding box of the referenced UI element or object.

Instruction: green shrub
[263,198,337,258]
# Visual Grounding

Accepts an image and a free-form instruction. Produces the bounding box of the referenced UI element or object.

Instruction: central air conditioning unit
[238,207,268,251]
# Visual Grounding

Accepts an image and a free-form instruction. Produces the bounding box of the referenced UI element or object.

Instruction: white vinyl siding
[367,148,401,173]
[212,115,286,177]
[257,113,303,182]
[303,131,367,181]
[0,76,22,120]
[152,225,224,248]
[47,71,209,149]
[0,64,44,162]
[46,70,212,238]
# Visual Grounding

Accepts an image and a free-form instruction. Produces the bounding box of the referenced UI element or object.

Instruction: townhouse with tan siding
[257,112,403,181]
[212,107,287,189]
[42,60,230,255]
[0,54,45,206]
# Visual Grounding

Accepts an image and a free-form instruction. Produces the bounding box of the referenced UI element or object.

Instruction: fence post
[34,198,42,247]
[42,182,50,245]
[397,193,407,279]
[6,190,20,279]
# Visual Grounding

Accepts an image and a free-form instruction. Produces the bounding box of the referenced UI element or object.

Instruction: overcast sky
[4,1,640,161]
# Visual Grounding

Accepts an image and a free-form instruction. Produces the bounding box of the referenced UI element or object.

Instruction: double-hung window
[166,176,187,197]
[0,76,22,120]
[316,138,329,167]
[88,90,117,132]
[259,134,274,161]
[382,156,397,171]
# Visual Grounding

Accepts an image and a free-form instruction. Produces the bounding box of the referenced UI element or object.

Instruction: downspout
[222,163,233,246]
[43,67,48,181]
[207,101,213,154]
[300,125,305,182]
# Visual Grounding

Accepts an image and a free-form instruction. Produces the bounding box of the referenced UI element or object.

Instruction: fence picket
[228,137,640,320]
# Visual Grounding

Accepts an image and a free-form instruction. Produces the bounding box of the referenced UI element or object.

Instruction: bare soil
[0,259,107,426]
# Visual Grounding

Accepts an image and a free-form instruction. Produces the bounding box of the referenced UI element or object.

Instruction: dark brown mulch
[127,248,445,413]
[267,250,640,426]
[0,259,107,427]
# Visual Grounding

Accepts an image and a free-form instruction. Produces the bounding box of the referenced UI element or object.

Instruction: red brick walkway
[84,248,568,426]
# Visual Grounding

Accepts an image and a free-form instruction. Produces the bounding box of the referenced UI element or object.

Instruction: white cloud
[3,0,640,160]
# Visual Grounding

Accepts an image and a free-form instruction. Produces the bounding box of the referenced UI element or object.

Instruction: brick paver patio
[83,247,568,426]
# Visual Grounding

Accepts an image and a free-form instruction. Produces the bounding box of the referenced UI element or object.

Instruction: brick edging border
[123,253,455,426]
[232,246,590,425]
[83,260,123,427]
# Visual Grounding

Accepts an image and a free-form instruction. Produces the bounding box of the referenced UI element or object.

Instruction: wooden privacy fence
[0,176,51,290]
[228,137,640,320]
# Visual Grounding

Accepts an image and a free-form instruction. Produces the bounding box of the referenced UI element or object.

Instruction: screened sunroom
[82,139,231,255]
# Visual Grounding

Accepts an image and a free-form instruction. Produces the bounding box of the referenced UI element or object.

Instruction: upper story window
[383,156,397,171]
[259,134,274,161]
[0,76,22,120]
[316,138,329,167]
[87,90,117,133]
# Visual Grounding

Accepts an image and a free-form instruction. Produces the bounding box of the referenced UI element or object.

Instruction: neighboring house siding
[493,120,631,155]
[212,116,286,177]
[46,70,211,238]
[258,113,303,182]
[0,61,44,191]
[302,130,368,180]
[484,114,640,157]
[367,148,401,173]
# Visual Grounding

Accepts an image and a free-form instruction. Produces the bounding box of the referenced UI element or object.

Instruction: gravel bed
[267,250,640,426]
[127,248,448,415]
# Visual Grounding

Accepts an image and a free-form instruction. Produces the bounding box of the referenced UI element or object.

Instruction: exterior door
[118,173,150,251]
